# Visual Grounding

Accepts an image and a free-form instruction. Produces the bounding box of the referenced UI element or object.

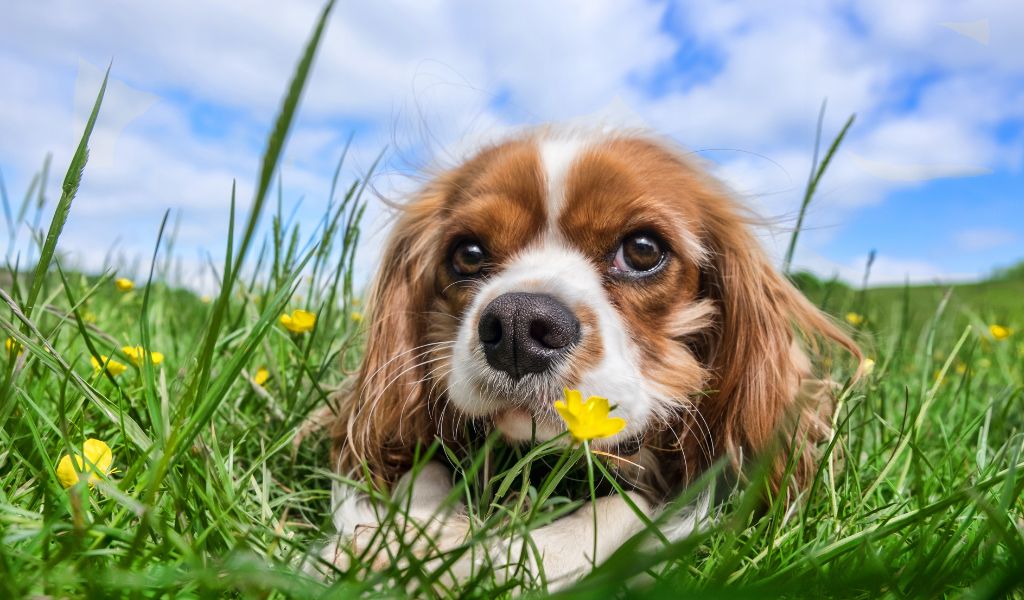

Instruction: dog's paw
[320,515,473,575]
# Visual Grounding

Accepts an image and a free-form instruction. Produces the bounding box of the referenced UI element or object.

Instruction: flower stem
[585,441,598,569]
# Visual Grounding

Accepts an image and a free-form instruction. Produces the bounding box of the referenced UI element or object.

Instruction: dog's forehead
[450,137,545,205]
[449,133,694,251]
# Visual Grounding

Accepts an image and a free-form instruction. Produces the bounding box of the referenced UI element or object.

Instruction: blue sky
[1,0,1022,289]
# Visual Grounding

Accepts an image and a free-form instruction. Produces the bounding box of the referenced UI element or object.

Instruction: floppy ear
[697,192,860,493]
[331,179,450,485]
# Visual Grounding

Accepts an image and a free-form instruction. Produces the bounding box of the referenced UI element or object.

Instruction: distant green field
[797,273,1024,344]
[810,276,1024,321]
[2,4,1022,598]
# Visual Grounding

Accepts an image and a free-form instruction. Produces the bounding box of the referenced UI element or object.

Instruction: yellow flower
[5,338,22,355]
[56,438,114,488]
[279,309,316,334]
[121,345,164,367]
[200,295,212,304]
[989,324,1011,341]
[114,278,134,292]
[253,367,270,387]
[955,362,968,375]
[83,311,97,324]
[554,388,626,443]
[90,355,127,376]
[351,311,363,323]
[861,358,875,375]
[845,312,865,326]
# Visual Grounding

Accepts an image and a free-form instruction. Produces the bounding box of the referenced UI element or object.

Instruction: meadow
[2,4,1023,598]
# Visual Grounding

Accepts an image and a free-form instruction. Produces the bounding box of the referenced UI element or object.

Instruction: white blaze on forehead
[539,137,588,238]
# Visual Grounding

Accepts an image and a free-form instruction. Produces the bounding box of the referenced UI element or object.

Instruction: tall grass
[2,2,1023,598]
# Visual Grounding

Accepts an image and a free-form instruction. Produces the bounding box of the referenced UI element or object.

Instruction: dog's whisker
[357,340,455,394]
[368,354,452,441]
[353,344,454,434]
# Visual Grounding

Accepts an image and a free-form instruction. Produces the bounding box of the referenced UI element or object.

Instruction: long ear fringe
[693,174,862,497]
[330,182,451,486]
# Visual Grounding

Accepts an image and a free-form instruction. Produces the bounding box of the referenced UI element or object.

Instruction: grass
[2,4,1023,598]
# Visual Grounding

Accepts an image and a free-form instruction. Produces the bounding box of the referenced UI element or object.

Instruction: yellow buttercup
[91,355,127,376]
[554,388,627,443]
[122,345,164,366]
[56,438,114,488]
[5,338,22,355]
[279,309,316,334]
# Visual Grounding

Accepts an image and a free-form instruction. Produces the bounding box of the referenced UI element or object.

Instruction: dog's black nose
[478,292,580,380]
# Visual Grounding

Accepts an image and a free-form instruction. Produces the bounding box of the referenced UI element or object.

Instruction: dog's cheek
[644,339,708,408]
[425,296,462,345]
[562,305,604,385]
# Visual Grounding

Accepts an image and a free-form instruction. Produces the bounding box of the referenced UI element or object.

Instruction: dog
[317,127,860,588]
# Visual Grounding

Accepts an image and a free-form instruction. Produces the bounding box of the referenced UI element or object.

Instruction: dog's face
[436,136,711,449]
[334,130,857,492]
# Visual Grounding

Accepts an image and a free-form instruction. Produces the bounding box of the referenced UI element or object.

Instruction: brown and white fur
[318,128,860,587]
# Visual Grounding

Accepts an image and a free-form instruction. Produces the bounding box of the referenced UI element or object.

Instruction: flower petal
[563,388,583,412]
[554,400,579,430]
[83,439,113,474]
[583,396,610,418]
[56,454,80,488]
[594,417,626,438]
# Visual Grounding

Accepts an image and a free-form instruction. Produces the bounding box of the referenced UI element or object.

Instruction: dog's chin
[447,369,638,450]
[492,408,563,443]
[490,407,634,452]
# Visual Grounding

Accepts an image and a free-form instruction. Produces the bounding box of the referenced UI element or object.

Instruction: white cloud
[798,252,981,286]
[954,228,1019,252]
[74,59,159,169]
[848,153,993,182]
[0,0,1021,289]
[940,19,991,45]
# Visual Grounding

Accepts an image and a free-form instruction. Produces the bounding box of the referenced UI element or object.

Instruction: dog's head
[332,129,858,496]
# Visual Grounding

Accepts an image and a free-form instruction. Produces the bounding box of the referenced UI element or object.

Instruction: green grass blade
[783,105,855,274]
[24,66,109,321]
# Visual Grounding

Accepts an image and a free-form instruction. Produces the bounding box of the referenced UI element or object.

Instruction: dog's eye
[613,234,664,273]
[451,240,486,276]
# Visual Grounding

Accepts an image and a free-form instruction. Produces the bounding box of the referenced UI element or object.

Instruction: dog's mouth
[489,405,641,456]
[491,406,563,442]
[447,367,644,453]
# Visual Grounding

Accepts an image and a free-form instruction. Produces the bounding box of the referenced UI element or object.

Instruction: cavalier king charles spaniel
[317,128,860,586]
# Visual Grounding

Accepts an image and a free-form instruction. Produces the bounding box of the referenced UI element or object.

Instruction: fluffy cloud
[802,252,981,287]
[954,228,1019,252]
[0,0,1021,286]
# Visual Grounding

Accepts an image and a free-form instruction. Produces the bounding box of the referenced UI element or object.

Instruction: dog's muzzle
[477,292,580,380]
